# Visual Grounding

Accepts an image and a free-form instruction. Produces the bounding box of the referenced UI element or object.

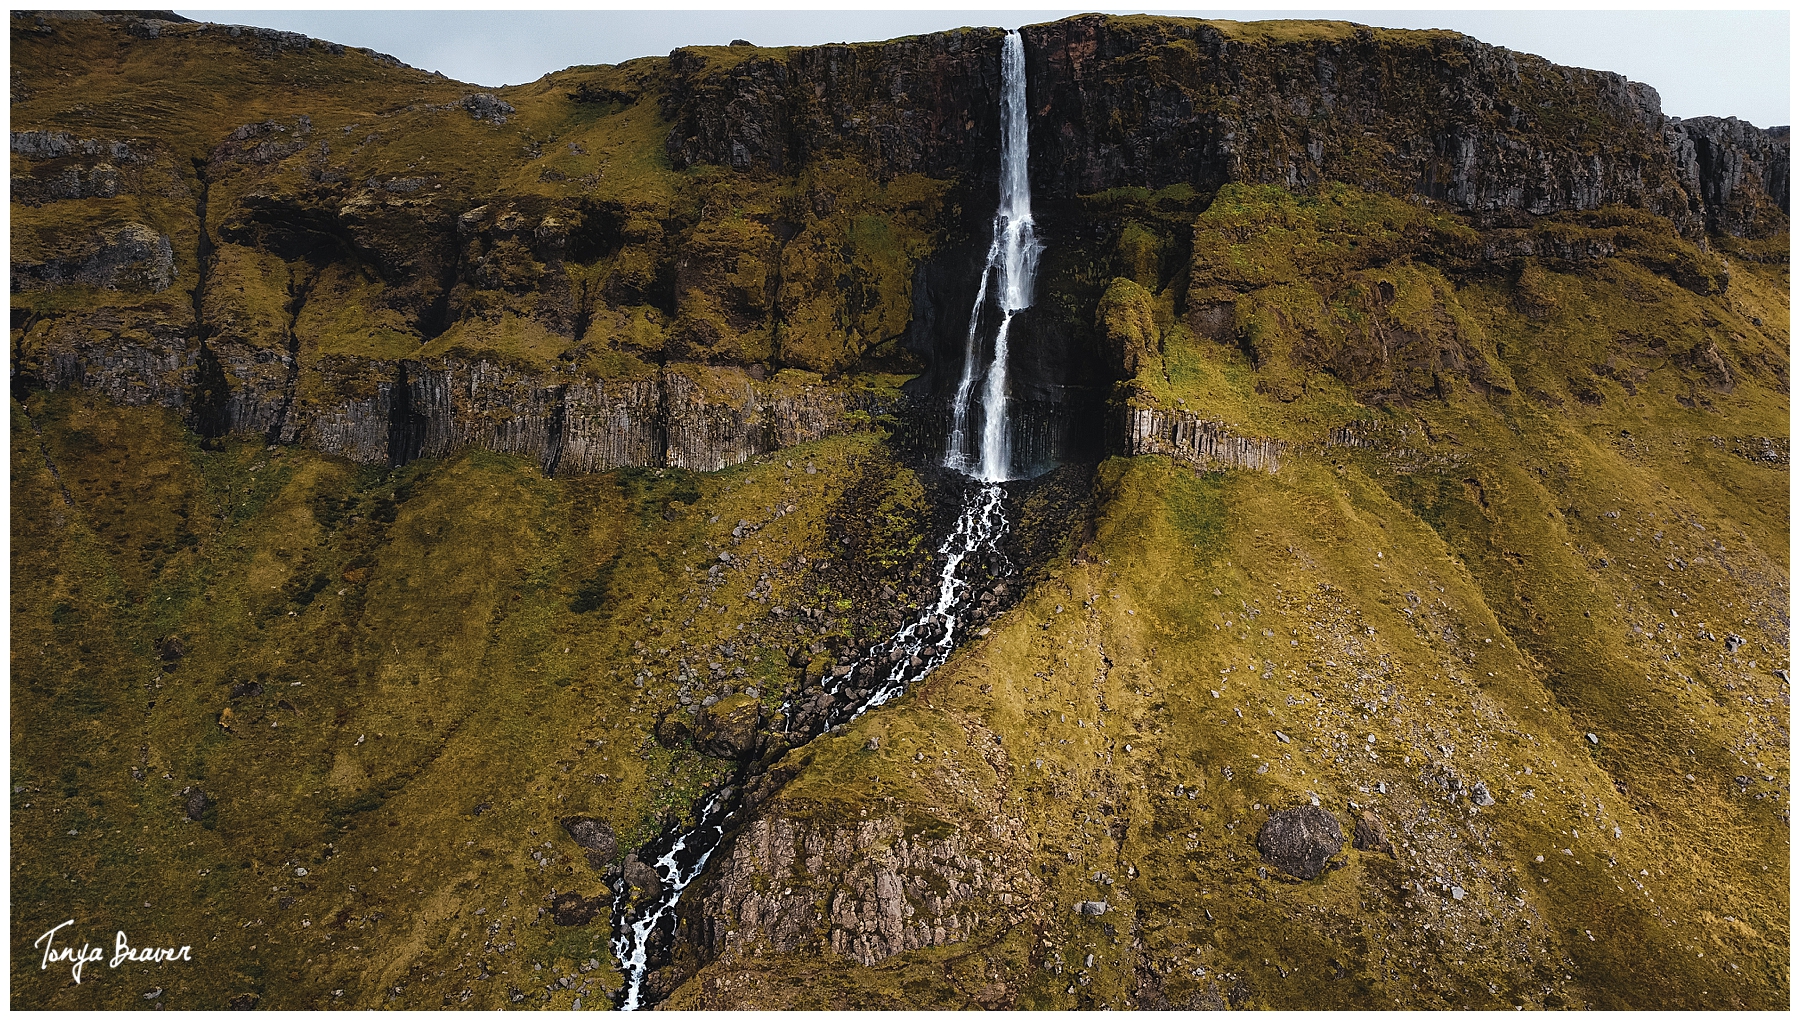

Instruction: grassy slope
[665,195,1789,1007]
[10,388,935,1008]
[10,13,1789,1013]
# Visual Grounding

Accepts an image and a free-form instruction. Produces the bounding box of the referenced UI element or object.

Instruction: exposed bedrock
[651,808,1038,1002]
[661,17,1786,237]
[15,318,890,473]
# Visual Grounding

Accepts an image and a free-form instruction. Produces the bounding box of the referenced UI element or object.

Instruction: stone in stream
[1257,805,1345,880]
[622,853,661,899]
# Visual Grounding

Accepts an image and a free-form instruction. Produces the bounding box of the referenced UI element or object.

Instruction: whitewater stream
[611,29,1040,1009]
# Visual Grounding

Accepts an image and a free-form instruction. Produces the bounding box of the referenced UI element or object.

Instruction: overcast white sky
[176,8,1790,127]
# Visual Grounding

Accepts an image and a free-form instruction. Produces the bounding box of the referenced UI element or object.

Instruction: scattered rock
[1725,633,1746,654]
[1585,733,1599,745]
[1075,900,1109,916]
[228,680,263,699]
[158,636,184,662]
[185,789,210,821]
[1470,782,1496,807]
[461,92,515,124]
[1351,809,1391,854]
[1257,804,1344,880]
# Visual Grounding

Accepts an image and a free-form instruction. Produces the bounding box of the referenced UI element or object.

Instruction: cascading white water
[946,29,1039,484]
[611,30,1036,1011]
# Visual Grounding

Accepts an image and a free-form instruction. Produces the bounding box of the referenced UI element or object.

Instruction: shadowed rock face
[1257,805,1346,880]
[1018,16,1785,238]
[663,29,1007,187]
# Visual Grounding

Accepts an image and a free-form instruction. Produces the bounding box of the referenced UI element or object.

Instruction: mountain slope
[10,10,1789,1010]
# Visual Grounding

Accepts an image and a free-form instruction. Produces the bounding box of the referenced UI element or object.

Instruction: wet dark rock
[1257,805,1345,879]
[1351,809,1392,855]
[622,853,661,899]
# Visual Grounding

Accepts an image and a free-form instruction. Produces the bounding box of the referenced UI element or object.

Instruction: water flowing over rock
[944,30,1041,483]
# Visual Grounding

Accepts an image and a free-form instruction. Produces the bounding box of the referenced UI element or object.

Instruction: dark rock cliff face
[10,12,1789,480]
[663,29,1006,189]
[1016,16,1786,237]
[662,16,1786,240]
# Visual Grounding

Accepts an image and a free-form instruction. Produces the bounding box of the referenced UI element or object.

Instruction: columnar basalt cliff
[12,11,1787,478]
[9,9,1791,1013]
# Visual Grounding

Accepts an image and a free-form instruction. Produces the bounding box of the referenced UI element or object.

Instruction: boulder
[622,853,662,899]
[1257,805,1344,879]
[184,789,210,821]
[551,891,605,926]
[560,816,617,868]
[694,693,764,759]
[654,711,691,749]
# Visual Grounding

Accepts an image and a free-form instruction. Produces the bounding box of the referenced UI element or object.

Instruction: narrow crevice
[652,365,671,469]
[186,156,231,440]
[267,265,318,445]
[571,277,594,346]
[543,383,569,477]
[386,362,427,468]
[18,401,75,507]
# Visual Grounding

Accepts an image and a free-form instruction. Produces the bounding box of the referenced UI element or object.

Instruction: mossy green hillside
[10,387,939,1010]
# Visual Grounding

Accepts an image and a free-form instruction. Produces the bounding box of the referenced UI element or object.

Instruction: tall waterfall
[945,29,1040,484]
[611,30,1035,1010]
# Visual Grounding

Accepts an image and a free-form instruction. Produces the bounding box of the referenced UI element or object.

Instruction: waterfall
[945,29,1039,484]
[611,31,1036,1010]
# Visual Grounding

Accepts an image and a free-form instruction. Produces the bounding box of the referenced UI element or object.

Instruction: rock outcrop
[1018,16,1787,237]
[1113,403,1284,473]
[681,810,1037,969]
[1257,805,1346,880]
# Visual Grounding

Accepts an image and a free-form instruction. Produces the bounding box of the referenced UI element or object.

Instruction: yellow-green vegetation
[10,10,1789,1013]
[10,387,934,1009]
[12,13,962,382]
[658,184,1787,1008]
